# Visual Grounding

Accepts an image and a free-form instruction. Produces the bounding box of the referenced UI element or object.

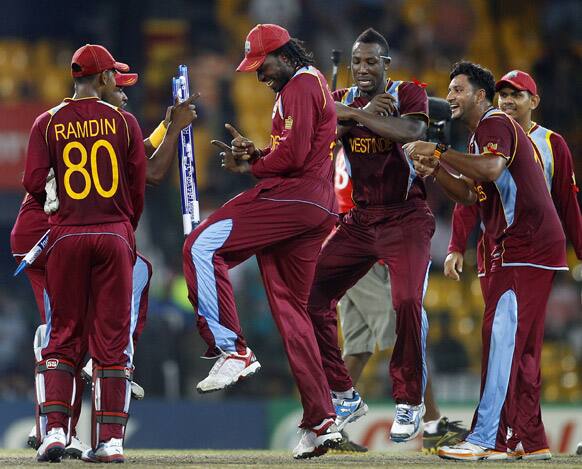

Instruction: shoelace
[395,406,414,424]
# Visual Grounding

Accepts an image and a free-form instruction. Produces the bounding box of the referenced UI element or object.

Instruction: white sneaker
[293,418,343,459]
[196,347,261,394]
[65,435,90,459]
[36,427,66,462]
[390,403,425,442]
[438,440,508,461]
[332,390,369,431]
[81,437,124,463]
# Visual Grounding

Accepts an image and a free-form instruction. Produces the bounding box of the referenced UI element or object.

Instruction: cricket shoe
[81,438,124,463]
[293,418,343,459]
[27,424,39,450]
[65,435,91,459]
[390,403,425,442]
[329,430,368,453]
[577,441,582,455]
[507,442,552,460]
[36,427,66,462]
[196,347,260,394]
[438,440,508,461]
[422,416,468,454]
[332,389,369,431]
[82,359,145,400]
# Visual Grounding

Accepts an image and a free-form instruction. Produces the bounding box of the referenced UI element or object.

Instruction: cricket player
[306,28,432,443]
[22,44,147,463]
[405,61,567,461]
[444,69,581,460]
[182,24,343,459]
[333,146,467,453]
[11,68,197,458]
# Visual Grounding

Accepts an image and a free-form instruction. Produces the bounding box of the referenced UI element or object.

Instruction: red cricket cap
[236,24,291,72]
[495,70,537,95]
[115,72,138,87]
[71,44,130,78]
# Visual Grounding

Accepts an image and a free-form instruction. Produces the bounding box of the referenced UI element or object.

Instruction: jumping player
[405,61,567,461]
[22,44,147,463]
[306,28,432,443]
[182,24,343,459]
[11,66,197,458]
[333,145,467,453]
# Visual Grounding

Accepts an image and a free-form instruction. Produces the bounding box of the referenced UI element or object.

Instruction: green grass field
[2,449,581,468]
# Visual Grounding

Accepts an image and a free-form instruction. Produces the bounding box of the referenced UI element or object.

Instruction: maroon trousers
[467,266,555,452]
[307,201,435,404]
[40,223,135,442]
[183,187,337,428]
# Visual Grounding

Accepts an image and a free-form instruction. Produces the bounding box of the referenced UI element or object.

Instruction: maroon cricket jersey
[332,80,429,206]
[250,66,337,211]
[469,108,567,270]
[23,97,146,228]
[528,123,582,259]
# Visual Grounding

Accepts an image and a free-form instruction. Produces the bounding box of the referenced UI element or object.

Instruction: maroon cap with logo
[236,24,291,72]
[71,44,130,78]
[115,72,138,87]
[495,70,537,95]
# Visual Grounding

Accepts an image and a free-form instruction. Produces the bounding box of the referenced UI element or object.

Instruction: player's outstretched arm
[145,93,199,186]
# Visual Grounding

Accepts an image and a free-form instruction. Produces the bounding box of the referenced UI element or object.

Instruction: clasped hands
[403,141,439,179]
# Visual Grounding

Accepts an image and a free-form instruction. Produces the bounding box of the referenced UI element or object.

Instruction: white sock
[332,387,355,399]
[423,418,440,434]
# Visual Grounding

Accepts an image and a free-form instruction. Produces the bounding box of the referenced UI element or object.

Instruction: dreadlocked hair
[273,38,315,69]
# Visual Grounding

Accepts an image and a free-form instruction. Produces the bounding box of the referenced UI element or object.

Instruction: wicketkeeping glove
[44,168,59,214]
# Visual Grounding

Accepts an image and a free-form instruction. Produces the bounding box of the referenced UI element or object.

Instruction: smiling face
[497,86,539,125]
[351,42,388,96]
[102,86,128,108]
[256,53,295,93]
[446,74,482,123]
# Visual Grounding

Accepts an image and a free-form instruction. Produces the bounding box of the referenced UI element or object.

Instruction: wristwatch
[433,143,448,159]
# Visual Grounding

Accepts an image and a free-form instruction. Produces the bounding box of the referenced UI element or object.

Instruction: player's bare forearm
[347,107,427,143]
[145,125,180,186]
[435,169,477,205]
[441,147,506,182]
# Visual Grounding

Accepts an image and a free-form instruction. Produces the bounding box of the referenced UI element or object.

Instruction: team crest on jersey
[46,359,59,369]
[244,40,251,55]
[284,116,293,130]
[483,143,499,155]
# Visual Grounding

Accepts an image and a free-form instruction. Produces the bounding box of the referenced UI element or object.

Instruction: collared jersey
[250,66,337,211]
[469,108,566,270]
[449,117,580,275]
[23,97,146,228]
[332,80,429,206]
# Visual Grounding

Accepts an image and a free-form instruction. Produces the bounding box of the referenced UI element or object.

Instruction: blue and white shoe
[332,390,369,431]
[390,403,425,442]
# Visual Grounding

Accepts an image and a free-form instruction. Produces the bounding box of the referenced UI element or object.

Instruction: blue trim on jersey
[341,86,360,106]
[405,156,417,200]
[528,126,553,189]
[190,219,238,352]
[344,152,353,177]
[386,80,402,112]
[493,168,517,228]
[468,289,517,448]
[420,261,431,398]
